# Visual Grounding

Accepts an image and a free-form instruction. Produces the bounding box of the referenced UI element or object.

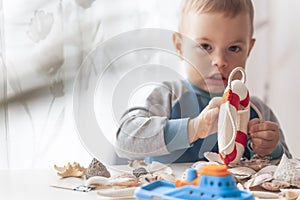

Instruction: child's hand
[188,97,222,143]
[248,118,280,157]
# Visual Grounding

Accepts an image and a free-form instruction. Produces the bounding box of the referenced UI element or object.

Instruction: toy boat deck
[135,164,254,200]
[135,180,179,200]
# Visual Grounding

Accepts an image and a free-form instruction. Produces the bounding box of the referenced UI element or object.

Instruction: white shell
[153,171,176,183]
[261,180,290,192]
[85,176,110,187]
[85,175,140,188]
[147,161,171,173]
[128,160,148,169]
[256,165,277,176]
[244,173,273,189]
[280,189,300,200]
[274,154,300,187]
[251,191,279,199]
[191,161,212,171]
[228,166,256,180]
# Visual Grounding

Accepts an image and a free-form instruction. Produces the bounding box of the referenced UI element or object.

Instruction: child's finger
[204,107,219,122]
[250,121,279,133]
[248,118,261,133]
[248,118,260,127]
[207,97,222,109]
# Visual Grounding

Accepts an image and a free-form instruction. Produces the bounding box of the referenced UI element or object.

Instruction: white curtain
[0,0,180,169]
[0,0,299,169]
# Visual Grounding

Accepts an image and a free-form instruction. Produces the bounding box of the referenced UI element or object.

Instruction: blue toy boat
[134,164,254,200]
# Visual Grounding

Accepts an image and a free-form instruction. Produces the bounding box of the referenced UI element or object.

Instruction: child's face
[174,12,255,94]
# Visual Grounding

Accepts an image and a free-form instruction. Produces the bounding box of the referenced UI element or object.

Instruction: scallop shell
[261,180,290,192]
[244,173,273,189]
[228,166,256,180]
[54,162,86,178]
[256,165,277,176]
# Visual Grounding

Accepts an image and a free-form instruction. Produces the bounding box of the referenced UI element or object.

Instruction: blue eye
[228,46,241,52]
[198,43,212,51]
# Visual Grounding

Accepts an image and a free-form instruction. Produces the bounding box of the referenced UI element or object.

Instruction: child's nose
[211,51,228,69]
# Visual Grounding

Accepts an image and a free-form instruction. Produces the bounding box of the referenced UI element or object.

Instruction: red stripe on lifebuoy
[222,89,240,110]
[235,131,247,148]
[220,145,237,166]
[240,92,250,107]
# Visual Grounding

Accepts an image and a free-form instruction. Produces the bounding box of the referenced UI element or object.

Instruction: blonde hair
[179,0,254,36]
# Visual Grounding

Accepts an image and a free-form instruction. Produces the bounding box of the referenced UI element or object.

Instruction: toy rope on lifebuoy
[218,67,250,166]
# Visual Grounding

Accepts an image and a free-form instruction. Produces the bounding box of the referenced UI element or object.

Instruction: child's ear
[172,32,183,60]
[247,38,256,56]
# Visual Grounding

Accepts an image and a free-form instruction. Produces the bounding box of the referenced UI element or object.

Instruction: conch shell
[54,162,87,178]
[85,158,111,179]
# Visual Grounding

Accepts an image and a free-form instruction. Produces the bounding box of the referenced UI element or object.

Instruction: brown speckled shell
[133,167,148,178]
[85,158,111,179]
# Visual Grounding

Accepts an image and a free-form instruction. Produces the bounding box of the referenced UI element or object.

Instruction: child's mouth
[207,74,228,86]
[210,74,227,81]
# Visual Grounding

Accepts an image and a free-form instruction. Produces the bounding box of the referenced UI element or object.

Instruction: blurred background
[0,0,299,169]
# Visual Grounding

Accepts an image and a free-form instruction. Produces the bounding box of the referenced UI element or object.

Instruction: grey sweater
[115,80,292,163]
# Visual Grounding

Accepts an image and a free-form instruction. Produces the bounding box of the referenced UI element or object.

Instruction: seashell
[274,154,300,187]
[251,191,279,199]
[86,175,140,188]
[261,180,290,192]
[238,154,274,171]
[85,158,111,179]
[244,173,273,189]
[109,177,140,187]
[256,165,277,176]
[139,174,158,184]
[147,161,171,173]
[128,160,148,169]
[153,171,176,183]
[109,173,140,187]
[236,183,244,190]
[133,167,148,178]
[54,162,86,178]
[113,173,137,179]
[280,189,300,200]
[228,166,256,180]
[85,176,110,187]
[191,161,211,171]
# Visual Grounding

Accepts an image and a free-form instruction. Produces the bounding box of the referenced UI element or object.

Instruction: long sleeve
[115,81,191,160]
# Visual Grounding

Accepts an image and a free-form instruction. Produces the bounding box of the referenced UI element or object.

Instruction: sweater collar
[184,80,223,99]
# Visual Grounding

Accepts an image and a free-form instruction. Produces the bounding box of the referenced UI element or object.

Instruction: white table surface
[0,163,192,200]
[0,163,280,200]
